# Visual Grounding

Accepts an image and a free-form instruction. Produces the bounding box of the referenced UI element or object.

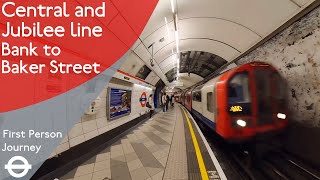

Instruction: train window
[193,91,202,102]
[255,69,270,97]
[207,92,214,113]
[228,72,251,104]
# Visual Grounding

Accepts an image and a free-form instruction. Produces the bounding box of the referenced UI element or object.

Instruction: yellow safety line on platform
[181,108,209,180]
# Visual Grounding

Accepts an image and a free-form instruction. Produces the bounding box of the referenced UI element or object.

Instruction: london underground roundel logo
[140,92,147,107]
[5,156,32,178]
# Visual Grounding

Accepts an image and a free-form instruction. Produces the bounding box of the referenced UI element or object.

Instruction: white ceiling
[118,0,315,89]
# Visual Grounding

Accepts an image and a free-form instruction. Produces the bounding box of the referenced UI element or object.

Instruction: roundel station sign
[140,92,147,107]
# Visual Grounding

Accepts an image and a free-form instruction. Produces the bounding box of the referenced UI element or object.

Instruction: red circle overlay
[0,0,158,112]
[140,92,147,107]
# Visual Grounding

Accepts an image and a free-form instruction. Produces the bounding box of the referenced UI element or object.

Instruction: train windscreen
[227,72,252,116]
[270,71,287,112]
[254,69,286,125]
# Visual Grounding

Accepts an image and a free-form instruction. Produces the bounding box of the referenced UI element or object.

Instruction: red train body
[184,89,192,111]
[179,62,288,142]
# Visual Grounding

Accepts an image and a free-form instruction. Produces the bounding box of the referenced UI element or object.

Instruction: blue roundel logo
[140,92,147,107]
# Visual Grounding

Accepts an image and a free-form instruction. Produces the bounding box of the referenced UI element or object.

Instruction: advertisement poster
[108,88,132,119]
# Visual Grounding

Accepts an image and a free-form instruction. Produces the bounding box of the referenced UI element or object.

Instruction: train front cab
[216,62,288,142]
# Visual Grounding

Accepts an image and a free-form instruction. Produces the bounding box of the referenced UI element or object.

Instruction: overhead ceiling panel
[178,18,260,52]
[119,53,145,76]
[177,0,300,36]
[138,21,175,54]
[154,38,241,68]
[134,42,152,62]
[162,62,177,73]
[159,55,177,69]
[154,42,176,63]
[138,0,175,40]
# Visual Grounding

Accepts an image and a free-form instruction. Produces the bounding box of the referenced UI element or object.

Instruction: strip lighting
[170,0,175,13]
[165,17,174,55]
[134,83,152,90]
[174,14,180,79]
[170,0,180,81]
[176,54,180,80]
[175,31,179,53]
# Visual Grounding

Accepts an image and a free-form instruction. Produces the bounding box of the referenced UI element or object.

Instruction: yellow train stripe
[181,108,209,180]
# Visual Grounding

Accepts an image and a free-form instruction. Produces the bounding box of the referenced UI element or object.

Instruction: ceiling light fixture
[170,0,175,13]
[174,17,180,80]
[176,54,180,80]
[164,17,174,55]
[169,0,179,81]
[175,31,179,53]
[174,15,180,80]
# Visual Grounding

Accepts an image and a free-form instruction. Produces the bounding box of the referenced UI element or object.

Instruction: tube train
[176,62,288,142]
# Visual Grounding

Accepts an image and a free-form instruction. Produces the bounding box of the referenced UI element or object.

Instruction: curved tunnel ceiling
[165,51,227,82]
[117,0,315,89]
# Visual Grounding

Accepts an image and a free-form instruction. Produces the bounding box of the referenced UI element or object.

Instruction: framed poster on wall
[107,88,132,120]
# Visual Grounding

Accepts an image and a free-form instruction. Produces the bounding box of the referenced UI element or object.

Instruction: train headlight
[277,113,286,119]
[236,119,246,127]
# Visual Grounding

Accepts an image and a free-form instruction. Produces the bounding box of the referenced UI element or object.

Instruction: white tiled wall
[50,78,153,157]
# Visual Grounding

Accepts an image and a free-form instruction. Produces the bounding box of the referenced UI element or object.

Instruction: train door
[192,86,203,114]
[254,69,273,125]
[201,77,219,124]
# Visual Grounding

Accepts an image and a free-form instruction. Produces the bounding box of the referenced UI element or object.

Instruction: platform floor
[59,105,226,180]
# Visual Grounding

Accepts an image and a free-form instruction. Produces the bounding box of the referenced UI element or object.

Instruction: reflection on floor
[59,107,180,180]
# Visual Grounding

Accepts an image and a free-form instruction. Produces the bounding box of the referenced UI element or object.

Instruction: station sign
[139,92,147,107]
